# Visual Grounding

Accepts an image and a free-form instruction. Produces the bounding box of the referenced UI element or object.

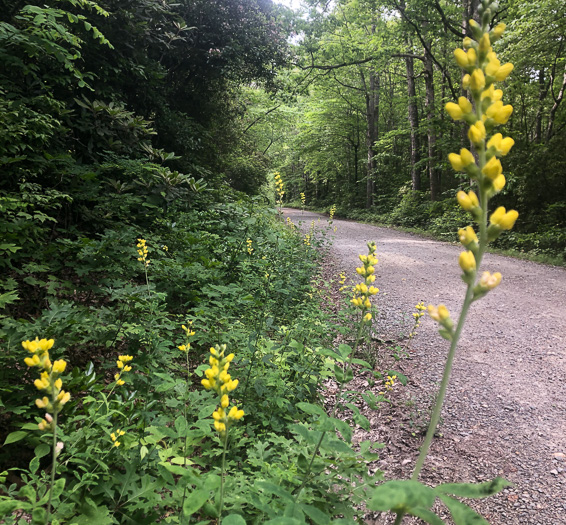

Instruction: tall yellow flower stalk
[201,344,244,521]
[413,0,517,480]
[23,338,71,521]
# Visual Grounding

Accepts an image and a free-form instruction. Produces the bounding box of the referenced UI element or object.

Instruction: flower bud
[491,174,506,192]
[491,22,506,41]
[479,271,502,290]
[459,251,477,273]
[490,207,518,230]
[458,226,478,246]
[478,33,491,53]
[454,49,469,68]
[458,96,473,114]
[462,74,471,89]
[482,156,503,180]
[468,120,486,145]
[470,69,486,91]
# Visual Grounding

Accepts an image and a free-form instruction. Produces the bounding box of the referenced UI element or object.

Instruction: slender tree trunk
[365,71,379,208]
[534,68,545,143]
[423,38,440,201]
[546,63,566,142]
[405,52,421,191]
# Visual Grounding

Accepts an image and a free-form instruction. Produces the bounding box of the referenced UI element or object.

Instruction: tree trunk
[365,71,379,208]
[423,40,440,200]
[546,63,566,142]
[405,52,421,191]
[534,68,545,143]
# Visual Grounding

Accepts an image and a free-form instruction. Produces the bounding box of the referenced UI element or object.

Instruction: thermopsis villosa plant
[369,1,515,523]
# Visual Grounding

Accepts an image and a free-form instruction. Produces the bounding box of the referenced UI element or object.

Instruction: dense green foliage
[268,0,566,261]
[0,0,562,522]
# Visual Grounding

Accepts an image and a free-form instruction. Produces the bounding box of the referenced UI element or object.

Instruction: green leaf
[256,481,295,503]
[435,477,511,499]
[0,499,23,517]
[337,344,352,358]
[409,507,445,525]
[296,402,326,418]
[437,494,489,524]
[223,514,246,525]
[51,478,66,500]
[182,489,209,516]
[368,480,435,513]
[329,418,352,442]
[31,506,47,525]
[3,431,28,446]
[34,444,50,459]
[301,503,331,524]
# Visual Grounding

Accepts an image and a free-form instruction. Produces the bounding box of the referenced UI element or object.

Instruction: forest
[0,0,564,523]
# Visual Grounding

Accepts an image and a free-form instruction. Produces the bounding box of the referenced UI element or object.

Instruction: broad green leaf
[0,499,23,517]
[3,431,28,446]
[435,477,511,498]
[34,444,50,459]
[337,344,352,358]
[301,503,331,524]
[182,489,209,516]
[368,480,435,513]
[437,494,489,524]
[330,417,352,442]
[296,402,326,418]
[264,518,305,525]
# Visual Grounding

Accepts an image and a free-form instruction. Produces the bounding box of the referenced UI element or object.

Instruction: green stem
[411,284,474,480]
[46,411,58,522]
[219,431,229,524]
[394,512,405,525]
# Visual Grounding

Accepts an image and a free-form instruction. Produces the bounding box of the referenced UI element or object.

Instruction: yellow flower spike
[459,251,476,273]
[482,156,503,180]
[221,394,229,408]
[458,226,478,246]
[468,121,486,145]
[495,63,514,82]
[445,102,464,120]
[52,360,66,374]
[470,69,486,91]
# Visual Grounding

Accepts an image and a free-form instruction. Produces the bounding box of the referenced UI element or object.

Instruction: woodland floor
[283,208,566,525]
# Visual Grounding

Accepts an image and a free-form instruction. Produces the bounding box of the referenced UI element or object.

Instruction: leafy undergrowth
[0,189,390,523]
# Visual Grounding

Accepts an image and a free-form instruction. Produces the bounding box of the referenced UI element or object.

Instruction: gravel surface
[283,208,566,525]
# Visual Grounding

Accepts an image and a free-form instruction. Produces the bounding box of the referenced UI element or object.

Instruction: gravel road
[283,208,566,525]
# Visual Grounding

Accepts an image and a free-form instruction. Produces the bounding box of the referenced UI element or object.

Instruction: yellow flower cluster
[246,238,253,255]
[178,322,196,353]
[300,192,306,205]
[338,270,348,292]
[111,429,125,448]
[351,242,379,323]
[136,238,150,267]
[22,338,71,431]
[201,345,244,435]
[443,3,518,296]
[304,233,311,246]
[410,302,427,337]
[274,172,284,203]
[427,304,454,341]
[329,204,337,221]
[115,355,133,386]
